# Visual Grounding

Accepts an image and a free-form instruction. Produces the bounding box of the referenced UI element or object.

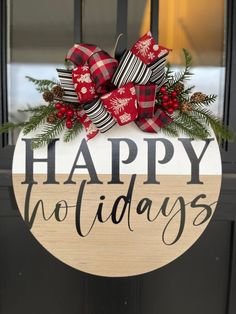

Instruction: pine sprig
[160,123,179,137]
[31,119,65,149]
[167,49,194,88]
[26,76,57,93]
[0,104,57,139]
[63,120,83,143]
[18,105,52,113]
[190,94,217,107]
[179,86,195,99]
[170,119,208,140]
[0,121,27,134]
[183,48,193,70]
[191,108,234,141]
[175,111,210,139]
[23,104,56,135]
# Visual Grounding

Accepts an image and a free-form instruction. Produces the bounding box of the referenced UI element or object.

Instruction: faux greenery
[0,49,234,149]
[162,49,234,141]
[25,76,57,93]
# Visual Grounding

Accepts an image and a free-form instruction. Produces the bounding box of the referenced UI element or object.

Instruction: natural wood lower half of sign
[13,174,221,277]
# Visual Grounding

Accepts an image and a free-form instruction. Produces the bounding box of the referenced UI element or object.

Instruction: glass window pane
[158,0,226,118]
[127,0,149,48]
[7,0,74,144]
[82,0,117,54]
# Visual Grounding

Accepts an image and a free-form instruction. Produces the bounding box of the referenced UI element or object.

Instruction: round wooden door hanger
[13,124,222,277]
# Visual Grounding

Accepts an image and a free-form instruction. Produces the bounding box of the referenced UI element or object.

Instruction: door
[0,1,236,313]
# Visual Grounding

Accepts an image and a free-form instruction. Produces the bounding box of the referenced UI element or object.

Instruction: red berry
[167,108,174,114]
[55,102,62,110]
[66,109,74,118]
[171,91,177,98]
[173,103,179,110]
[168,100,173,106]
[162,102,168,108]
[172,98,178,103]
[57,111,63,119]
[66,120,73,129]
[60,106,67,114]
[160,86,167,94]
[162,95,169,102]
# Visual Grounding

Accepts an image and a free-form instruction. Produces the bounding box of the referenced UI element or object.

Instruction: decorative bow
[57,31,172,139]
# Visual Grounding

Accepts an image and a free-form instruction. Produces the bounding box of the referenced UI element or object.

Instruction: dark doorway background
[0,1,236,313]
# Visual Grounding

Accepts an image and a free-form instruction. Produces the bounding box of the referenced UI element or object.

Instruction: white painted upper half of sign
[13,124,222,175]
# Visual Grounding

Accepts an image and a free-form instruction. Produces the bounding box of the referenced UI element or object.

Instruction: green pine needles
[0,49,234,149]
[63,120,83,143]
[31,119,65,149]
[25,76,58,93]
[160,49,234,141]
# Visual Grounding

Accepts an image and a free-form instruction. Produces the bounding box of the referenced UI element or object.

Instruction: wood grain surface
[13,174,221,277]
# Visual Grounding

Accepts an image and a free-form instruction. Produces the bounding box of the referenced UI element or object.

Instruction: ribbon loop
[111,50,152,87]
[101,83,138,126]
[66,44,101,66]
[131,31,170,89]
[72,65,98,103]
[88,50,118,94]
[148,53,168,86]
[83,98,117,133]
[56,68,79,103]
[62,31,172,138]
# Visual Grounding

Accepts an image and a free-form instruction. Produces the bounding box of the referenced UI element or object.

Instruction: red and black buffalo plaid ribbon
[66,44,101,66]
[135,84,157,118]
[63,32,172,137]
[135,108,173,133]
[66,44,118,95]
[88,50,118,94]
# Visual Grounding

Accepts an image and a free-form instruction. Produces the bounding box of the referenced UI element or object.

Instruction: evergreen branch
[190,95,217,107]
[0,121,27,134]
[167,49,194,88]
[0,105,58,141]
[18,104,52,113]
[177,86,196,104]
[162,110,210,140]
[180,86,195,98]
[63,120,83,142]
[192,108,234,141]
[170,119,208,140]
[31,119,65,149]
[183,48,193,70]
[26,76,57,93]
[160,123,179,137]
[175,111,210,139]
[23,104,55,135]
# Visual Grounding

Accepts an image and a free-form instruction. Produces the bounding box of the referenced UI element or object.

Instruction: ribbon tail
[135,109,173,133]
[83,98,117,133]
[76,109,99,140]
[135,84,157,118]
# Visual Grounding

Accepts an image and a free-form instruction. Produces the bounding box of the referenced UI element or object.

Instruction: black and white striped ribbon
[148,52,168,86]
[111,50,152,87]
[83,99,117,133]
[56,69,78,103]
